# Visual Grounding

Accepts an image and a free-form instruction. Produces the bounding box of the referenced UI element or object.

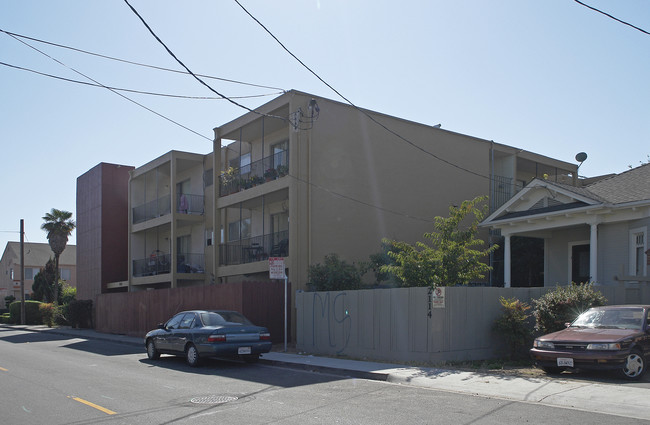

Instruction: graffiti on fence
[312,292,351,354]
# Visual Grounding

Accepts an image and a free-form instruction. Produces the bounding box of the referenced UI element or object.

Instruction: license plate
[557,357,574,367]
[238,347,251,355]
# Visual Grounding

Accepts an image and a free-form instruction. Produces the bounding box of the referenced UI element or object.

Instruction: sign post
[269,257,287,352]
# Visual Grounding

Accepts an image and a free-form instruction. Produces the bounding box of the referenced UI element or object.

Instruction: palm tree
[41,209,76,304]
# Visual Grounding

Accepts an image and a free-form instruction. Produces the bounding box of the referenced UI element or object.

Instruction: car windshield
[199,311,253,327]
[571,308,644,330]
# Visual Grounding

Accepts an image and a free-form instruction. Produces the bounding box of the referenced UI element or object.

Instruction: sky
[1,0,649,253]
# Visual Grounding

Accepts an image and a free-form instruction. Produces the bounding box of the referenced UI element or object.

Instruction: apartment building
[0,242,76,300]
[123,90,577,292]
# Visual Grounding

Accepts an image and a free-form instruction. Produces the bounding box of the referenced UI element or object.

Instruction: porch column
[504,234,511,288]
[590,223,598,283]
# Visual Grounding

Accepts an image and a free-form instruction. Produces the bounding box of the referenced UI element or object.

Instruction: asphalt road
[0,327,647,425]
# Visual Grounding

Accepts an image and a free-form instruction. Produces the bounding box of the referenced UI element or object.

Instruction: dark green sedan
[145,310,272,367]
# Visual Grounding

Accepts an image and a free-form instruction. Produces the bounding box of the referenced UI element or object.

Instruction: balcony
[133,195,171,224]
[219,150,289,197]
[219,230,289,266]
[132,252,205,277]
[176,194,204,215]
[177,253,205,274]
[491,175,524,213]
[133,251,171,277]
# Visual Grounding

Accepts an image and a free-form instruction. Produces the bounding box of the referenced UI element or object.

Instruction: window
[271,140,288,168]
[630,228,647,276]
[228,218,251,241]
[60,268,71,281]
[165,314,184,330]
[24,268,40,280]
[179,313,196,329]
[206,229,214,246]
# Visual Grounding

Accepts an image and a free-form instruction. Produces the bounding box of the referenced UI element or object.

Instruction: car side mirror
[565,322,571,328]
[157,323,165,330]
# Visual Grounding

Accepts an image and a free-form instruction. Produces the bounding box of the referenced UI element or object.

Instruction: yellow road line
[0,366,8,372]
[71,397,117,415]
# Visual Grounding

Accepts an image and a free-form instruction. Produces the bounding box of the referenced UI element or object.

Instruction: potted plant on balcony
[277,165,289,177]
[264,168,278,181]
[221,167,239,195]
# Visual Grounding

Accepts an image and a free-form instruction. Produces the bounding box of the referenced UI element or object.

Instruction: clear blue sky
[1,0,648,252]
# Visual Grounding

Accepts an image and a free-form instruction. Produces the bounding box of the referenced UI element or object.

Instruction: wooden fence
[95,281,290,343]
[296,283,650,364]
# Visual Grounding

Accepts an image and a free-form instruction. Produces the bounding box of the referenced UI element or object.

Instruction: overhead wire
[0,28,287,92]
[4,32,213,142]
[233,0,491,181]
[123,0,287,123]
[0,61,283,100]
[573,0,650,35]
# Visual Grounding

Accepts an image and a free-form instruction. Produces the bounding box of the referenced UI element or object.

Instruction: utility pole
[20,219,25,325]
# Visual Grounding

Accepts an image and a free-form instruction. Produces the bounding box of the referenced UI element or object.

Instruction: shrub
[0,313,10,324]
[39,303,55,327]
[4,295,15,309]
[9,300,42,325]
[493,297,533,359]
[532,283,607,334]
[307,253,363,291]
[67,300,93,328]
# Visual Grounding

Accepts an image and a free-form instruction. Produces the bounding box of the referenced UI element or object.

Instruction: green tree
[383,196,497,287]
[307,253,363,291]
[41,208,75,304]
[31,259,58,302]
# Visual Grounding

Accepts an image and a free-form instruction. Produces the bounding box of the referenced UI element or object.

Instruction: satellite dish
[575,152,588,162]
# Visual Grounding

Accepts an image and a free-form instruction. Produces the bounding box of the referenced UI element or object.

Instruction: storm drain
[190,395,239,405]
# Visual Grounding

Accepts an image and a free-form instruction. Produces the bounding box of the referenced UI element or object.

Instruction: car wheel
[243,354,260,363]
[146,339,160,360]
[541,366,562,375]
[619,350,646,380]
[186,344,201,367]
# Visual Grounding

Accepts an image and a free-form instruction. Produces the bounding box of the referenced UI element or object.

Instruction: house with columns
[482,163,650,288]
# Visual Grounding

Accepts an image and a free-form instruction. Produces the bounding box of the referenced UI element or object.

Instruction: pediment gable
[485,179,600,224]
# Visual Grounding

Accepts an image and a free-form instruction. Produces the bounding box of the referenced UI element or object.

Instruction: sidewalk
[4,324,650,421]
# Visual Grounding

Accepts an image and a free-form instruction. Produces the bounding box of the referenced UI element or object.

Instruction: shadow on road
[0,327,143,356]
[138,354,353,387]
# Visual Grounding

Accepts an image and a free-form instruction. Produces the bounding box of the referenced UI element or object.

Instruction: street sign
[269,257,285,279]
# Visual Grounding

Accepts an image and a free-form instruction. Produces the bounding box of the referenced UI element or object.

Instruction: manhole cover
[190,395,239,405]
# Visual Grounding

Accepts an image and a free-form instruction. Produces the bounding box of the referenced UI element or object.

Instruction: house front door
[571,244,591,283]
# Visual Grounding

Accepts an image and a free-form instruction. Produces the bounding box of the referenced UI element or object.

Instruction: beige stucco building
[124,90,578,293]
[0,242,76,301]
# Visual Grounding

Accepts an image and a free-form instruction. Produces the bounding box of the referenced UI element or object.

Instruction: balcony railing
[133,194,171,224]
[219,230,289,266]
[133,252,171,277]
[219,150,289,196]
[177,253,205,274]
[176,194,204,215]
[133,252,205,277]
[491,175,524,212]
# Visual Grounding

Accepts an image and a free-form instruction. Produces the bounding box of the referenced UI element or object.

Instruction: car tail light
[208,334,226,343]
[260,332,271,341]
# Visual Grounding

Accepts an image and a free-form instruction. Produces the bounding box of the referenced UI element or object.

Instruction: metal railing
[491,175,524,212]
[219,230,289,266]
[177,253,205,274]
[132,252,205,277]
[219,150,289,196]
[132,194,171,224]
[176,194,204,215]
[133,252,171,277]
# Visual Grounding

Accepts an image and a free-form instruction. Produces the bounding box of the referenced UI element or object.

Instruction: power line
[233,0,490,181]
[0,28,287,92]
[5,32,212,142]
[573,0,650,36]
[123,0,287,123]
[0,60,283,100]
